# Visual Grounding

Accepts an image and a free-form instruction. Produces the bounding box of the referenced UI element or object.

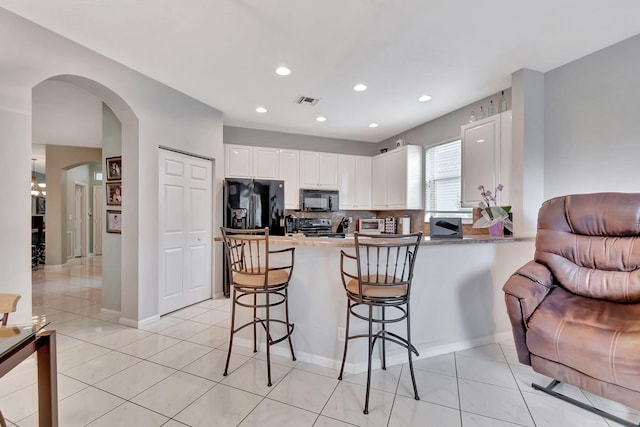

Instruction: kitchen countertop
[266,233,534,247]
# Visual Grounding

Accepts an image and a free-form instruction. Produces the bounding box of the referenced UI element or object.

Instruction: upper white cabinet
[300,151,338,189]
[338,155,372,210]
[372,145,423,210]
[461,111,512,207]
[279,149,300,209]
[224,144,279,179]
[225,144,253,178]
[253,147,280,179]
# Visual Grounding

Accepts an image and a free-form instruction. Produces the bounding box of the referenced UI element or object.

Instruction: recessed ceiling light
[353,83,367,92]
[369,122,379,128]
[316,116,327,122]
[418,95,432,102]
[276,66,291,76]
[256,106,267,113]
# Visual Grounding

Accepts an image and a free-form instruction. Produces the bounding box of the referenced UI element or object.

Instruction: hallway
[0,257,637,426]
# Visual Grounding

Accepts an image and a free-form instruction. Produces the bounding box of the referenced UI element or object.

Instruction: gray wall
[544,33,640,199]
[224,126,379,156]
[102,103,122,312]
[379,89,512,150]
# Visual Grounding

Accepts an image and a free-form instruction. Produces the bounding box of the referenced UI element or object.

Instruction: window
[424,139,472,221]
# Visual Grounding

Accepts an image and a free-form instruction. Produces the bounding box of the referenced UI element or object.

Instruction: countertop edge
[230,234,536,248]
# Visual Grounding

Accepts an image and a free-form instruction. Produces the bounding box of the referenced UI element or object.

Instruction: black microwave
[300,189,339,212]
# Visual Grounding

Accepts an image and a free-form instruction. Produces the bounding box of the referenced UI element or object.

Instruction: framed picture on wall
[106,182,122,206]
[106,210,122,234]
[35,196,46,214]
[106,156,122,181]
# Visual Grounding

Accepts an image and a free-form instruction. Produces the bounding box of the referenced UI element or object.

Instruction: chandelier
[31,159,46,197]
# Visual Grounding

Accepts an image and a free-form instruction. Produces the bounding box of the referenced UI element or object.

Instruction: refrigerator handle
[248,193,255,229]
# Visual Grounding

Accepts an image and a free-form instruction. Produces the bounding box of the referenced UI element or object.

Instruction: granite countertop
[265,233,534,247]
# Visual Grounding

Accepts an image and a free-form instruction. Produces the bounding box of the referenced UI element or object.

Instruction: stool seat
[346,277,407,298]
[233,269,289,288]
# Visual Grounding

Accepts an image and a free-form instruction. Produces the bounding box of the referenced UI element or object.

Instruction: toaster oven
[358,218,385,234]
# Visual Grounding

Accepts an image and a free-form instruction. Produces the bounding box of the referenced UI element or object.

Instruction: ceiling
[3,1,640,145]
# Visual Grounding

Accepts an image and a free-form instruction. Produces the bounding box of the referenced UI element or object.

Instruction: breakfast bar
[227,234,535,373]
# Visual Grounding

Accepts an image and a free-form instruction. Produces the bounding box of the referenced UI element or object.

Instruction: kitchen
[221,113,534,372]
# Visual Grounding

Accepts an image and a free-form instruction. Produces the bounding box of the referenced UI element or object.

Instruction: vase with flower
[473,184,512,237]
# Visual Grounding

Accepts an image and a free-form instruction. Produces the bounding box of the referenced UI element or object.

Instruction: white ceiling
[3,1,640,144]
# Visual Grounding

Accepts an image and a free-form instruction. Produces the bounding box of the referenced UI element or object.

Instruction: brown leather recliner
[503,193,640,423]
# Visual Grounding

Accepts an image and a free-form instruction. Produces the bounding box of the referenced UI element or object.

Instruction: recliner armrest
[503,261,555,366]
[503,261,554,322]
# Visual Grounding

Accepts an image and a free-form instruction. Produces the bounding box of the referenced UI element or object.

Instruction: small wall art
[106,181,122,206]
[106,210,122,234]
[106,156,122,181]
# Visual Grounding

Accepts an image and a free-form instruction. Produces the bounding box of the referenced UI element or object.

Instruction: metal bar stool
[220,227,296,386]
[338,231,423,414]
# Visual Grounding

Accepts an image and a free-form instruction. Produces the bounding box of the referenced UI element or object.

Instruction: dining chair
[0,294,21,326]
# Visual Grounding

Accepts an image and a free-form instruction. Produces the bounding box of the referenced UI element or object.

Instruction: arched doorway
[33,74,139,319]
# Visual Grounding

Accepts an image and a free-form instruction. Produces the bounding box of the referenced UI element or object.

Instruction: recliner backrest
[534,192,640,302]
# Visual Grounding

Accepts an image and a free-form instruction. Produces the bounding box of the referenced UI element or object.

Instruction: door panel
[159,149,213,315]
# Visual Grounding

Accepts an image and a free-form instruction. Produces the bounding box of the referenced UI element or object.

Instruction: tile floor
[1,256,639,426]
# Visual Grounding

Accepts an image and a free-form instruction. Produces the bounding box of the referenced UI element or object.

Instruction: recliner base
[532,380,639,427]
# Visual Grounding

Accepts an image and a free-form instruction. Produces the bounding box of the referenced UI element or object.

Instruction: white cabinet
[372,145,423,210]
[338,155,372,210]
[461,111,512,207]
[300,151,338,189]
[279,149,300,209]
[225,145,252,178]
[224,145,280,179]
[253,147,280,179]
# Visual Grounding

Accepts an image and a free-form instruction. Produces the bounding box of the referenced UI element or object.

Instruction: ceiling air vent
[295,96,320,106]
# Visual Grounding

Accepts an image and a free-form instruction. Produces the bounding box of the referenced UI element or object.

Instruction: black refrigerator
[222,178,285,295]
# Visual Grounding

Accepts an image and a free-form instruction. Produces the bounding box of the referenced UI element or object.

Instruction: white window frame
[424,138,472,222]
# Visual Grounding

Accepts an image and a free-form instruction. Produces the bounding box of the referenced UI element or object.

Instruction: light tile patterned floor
[2,256,639,426]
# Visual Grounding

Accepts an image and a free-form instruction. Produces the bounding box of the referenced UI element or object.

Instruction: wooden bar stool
[220,227,296,386]
[338,232,423,414]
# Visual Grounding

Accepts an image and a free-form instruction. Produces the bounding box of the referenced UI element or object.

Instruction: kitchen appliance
[223,178,286,295]
[299,189,339,212]
[358,218,385,235]
[399,216,411,234]
[298,218,332,235]
[429,217,463,239]
[285,215,299,234]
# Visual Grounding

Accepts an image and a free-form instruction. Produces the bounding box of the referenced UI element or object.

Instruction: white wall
[544,33,640,198]
[0,9,224,324]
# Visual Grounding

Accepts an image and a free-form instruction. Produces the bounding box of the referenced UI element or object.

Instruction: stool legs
[338,300,419,414]
[223,289,237,377]
[406,303,419,400]
[224,287,296,387]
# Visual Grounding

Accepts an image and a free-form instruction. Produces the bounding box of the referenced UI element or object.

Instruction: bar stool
[220,227,296,386]
[338,231,423,414]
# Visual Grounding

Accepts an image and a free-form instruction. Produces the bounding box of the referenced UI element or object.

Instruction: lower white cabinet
[338,155,371,210]
[372,145,423,210]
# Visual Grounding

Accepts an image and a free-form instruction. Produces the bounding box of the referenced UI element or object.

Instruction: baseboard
[231,331,513,374]
[100,308,121,316]
[119,314,161,328]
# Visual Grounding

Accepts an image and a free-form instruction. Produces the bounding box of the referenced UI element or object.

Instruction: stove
[297,218,332,235]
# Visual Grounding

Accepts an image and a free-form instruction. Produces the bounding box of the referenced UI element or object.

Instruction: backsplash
[284,209,424,234]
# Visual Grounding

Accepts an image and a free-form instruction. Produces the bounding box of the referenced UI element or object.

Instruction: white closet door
[159,149,212,315]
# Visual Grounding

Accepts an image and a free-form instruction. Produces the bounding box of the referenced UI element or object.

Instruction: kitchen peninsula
[224,233,534,374]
